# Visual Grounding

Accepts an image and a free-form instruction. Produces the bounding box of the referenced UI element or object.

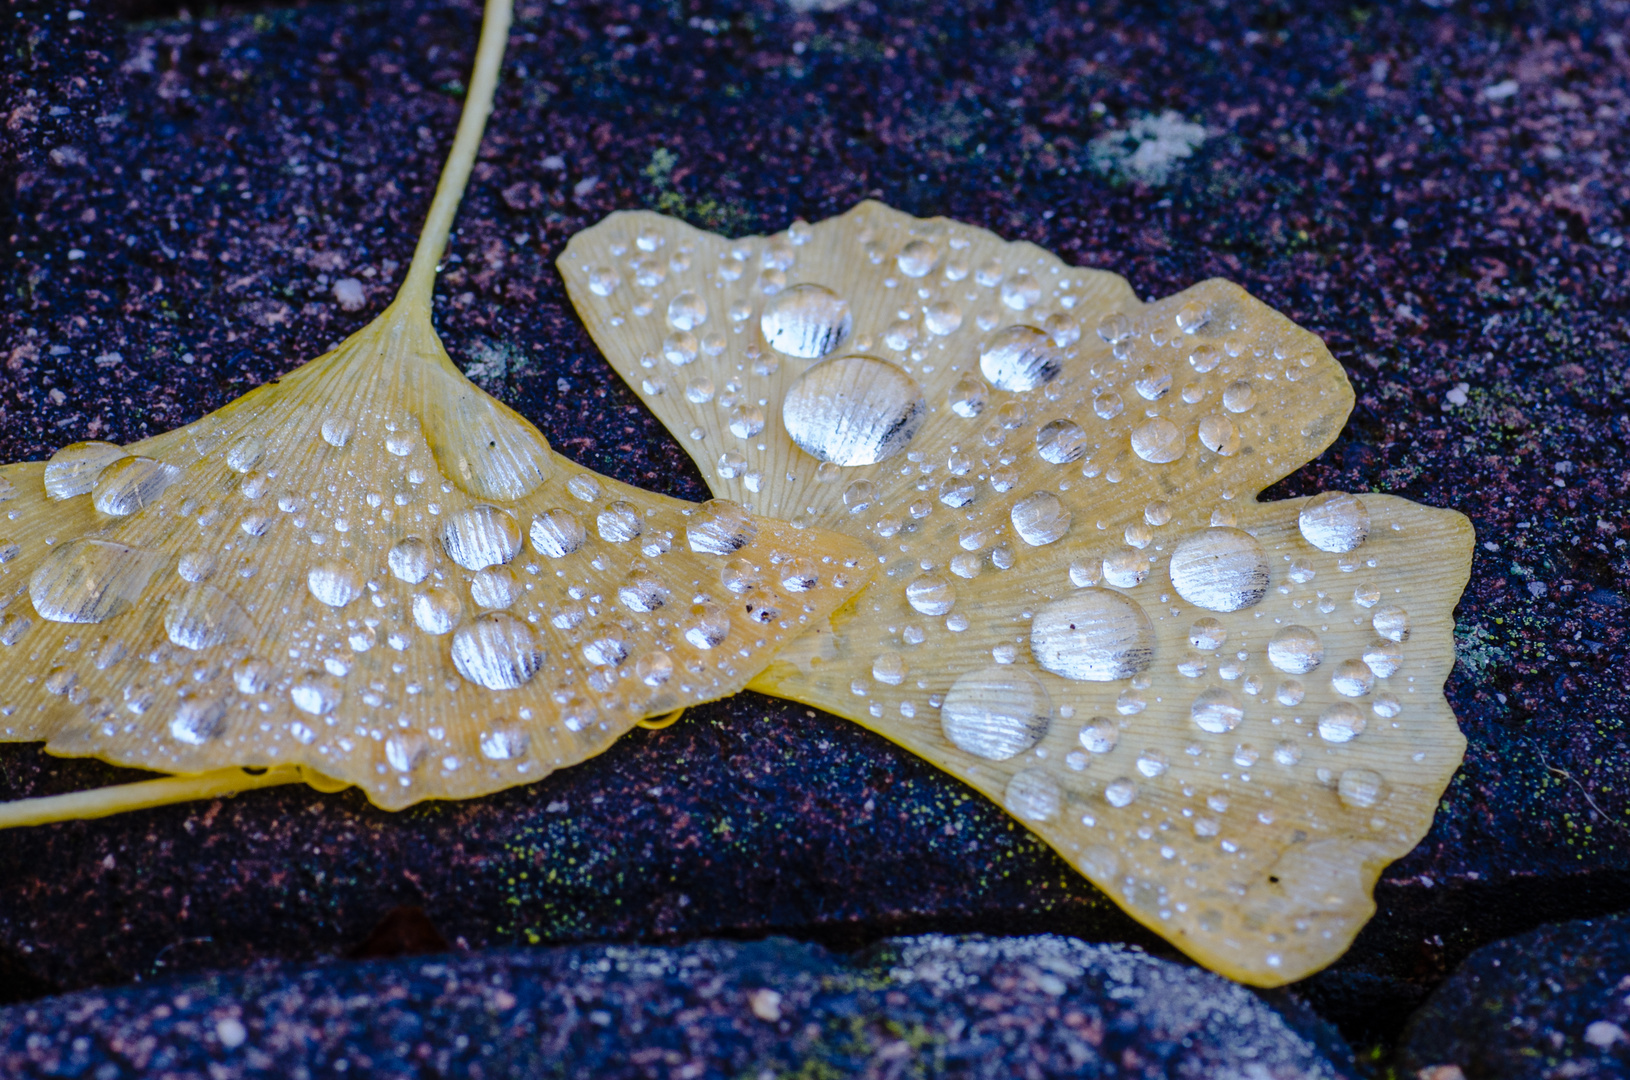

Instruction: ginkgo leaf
[558,201,1474,986]
[0,0,872,820]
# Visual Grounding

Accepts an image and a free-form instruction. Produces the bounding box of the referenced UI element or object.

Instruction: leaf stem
[395,0,515,313]
[0,766,314,830]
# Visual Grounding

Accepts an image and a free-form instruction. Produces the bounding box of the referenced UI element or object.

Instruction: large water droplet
[1299,492,1370,552]
[291,671,343,716]
[1197,415,1241,456]
[1129,419,1186,464]
[980,325,1062,392]
[92,456,181,515]
[451,613,545,690]
[1011,491,1072,546]
[948,376,988,418]
[321,416,354,448]
[683,602,730,649]
[1078,718,1119,754]
[897,240,938,278]
[1268,625,1323,674]
[1035,419,1087,464]
[1338,769,1385,809]
[1104,778,1137,808]
[44,441,128,500]
[587,265,620,297]
[1318,702,1367,743]
[760,284,852,359]
[1191,686,1244,733]
[30,540,163,624]
[1004,768,1062,821]
[308,559,364,608]
[667,290,708,331]
[1030,588,1154,682]
[940,665,1051,760]
[687,500,757,555]
[905,574,956,615]
[597,500,644,543]
[782,355,926,467]
[387,537,434,583]
[618,572,671,613]
[412,588,463,635]
[470,568,521,609]
[441,506,522,571]
[1363,639,1403,678]
[872,651,906,685]
[165,584,252,650]
[1001,272,1041,310]
[1331,658,1375,697]
[1168,527,1270,612]
[168,697,227,745]
[530,509,586,559]
[1372,604,1411,642]
[924,300,963,336]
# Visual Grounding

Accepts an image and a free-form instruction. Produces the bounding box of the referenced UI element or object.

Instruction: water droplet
[597,500,644,543]
[225,435,265,474]
[170,697,227,745]
[637,651,674,686]
[92,456,181,515]
[1011,491,1072,546]
[1004,768,1061,821]
[781,355,925,467]
[1372,604,1411,642]
[1188,344,1220,373]
[667,290,708,330]
[379,537,431,584]
[780,557,818,592]
[165,584,252,650]
[1337,768,1385,809]
[470,568,522,609]
[687,499,758,555]
[938,477,977,508]
[1191,686,1244,733]
[760,284,852,358]
[1104,778,1137,808]
[1134,366,1172,400]
[906,574,956,616]
[321,416,354,447]
[618,572,671,613]
[1096,312,1132,343]
[1331,658,1375,697]
[1175,301,1209,333]
[1129,418,1185,464]
[1318,702,1367,743]
[1078,719,1118,754]
[1035,419,1087,464]
[441,505,523,570]
[1268,625,1323,674]
[1144,501,1172,527]
[1044,312,1081,346]
[940,665,1051,760]
[1031,588,1155,682]
[662,332,699,366]
[451,613,545,690]
[291,671,343,715]
[1197,415,1241,456]
[30,540,163,624]
[588,265,620,296]
[1069,558,1103,588]
[44,441,128,499]
[1137,750,1169,777]
[1093,392,1124,420]
[527,509,586,559]
[872,651,906,685]
[412,588,463,635]
[1168,527,1270,612]
[480,726,531,761]
[683,602,730,649]
[1222,380,1256,413]
[1299,492,1370,552]
[948,376,988,418]
[924,300,963,336]
[1363,639,1403,678]
[1001,272,1041,310]
[980,325,1062,392]
[1189,617,1227,651]
[582,623,628,667]
[897,239,938,277]
[307,558,364,608]
[1102,548,1151,588]
[1353,582,1381,607]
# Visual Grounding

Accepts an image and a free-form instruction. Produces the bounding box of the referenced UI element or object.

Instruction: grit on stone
[2,0,1629,1055]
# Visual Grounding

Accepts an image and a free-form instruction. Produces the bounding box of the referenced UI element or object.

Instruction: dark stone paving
[3,0,1629,1058]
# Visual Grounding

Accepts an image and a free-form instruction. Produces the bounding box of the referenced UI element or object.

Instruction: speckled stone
[0,934,1360,1079]
[2,0,1628,1054]
[1396,912,1630,1080]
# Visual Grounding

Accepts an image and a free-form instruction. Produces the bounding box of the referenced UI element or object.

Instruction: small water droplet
[1134,365,1172,400]
[1189,617,1227,651]
[662,332,699,366]
[687,499,757,555]
[1191,686,1244,733]
[1222,380,1256,413]
[1078,718,1119,754]
[667,290,708,330]
[1337,768,1385,809]
[165,584,252,650]
[1001,272,1041,310]
[1129,418,1185,464]
[760,283,852,358]
[941,665,1051,760]
[906,574,956,616]
[442,505,523,570]
[924,300,963,336]
[872,651,906,685]
[1004,767,1062,821]
[597,500,643,543]
[451,613,545,690]
[1198,415,1241,456]
[321,416,354,447]
[1093,392,1124,420]
[1101,548,1151,588]
[1363,639,1403,677]
[470,567,522,609]
[1318,702,1367,743]
[897,240,938,278]
[291,671,343,715]
[618,572,671,613]
[412,587,463,635]
[1031,588,1155,682]
[1372,604,1411,642]
[1104,778,1137,808]
[588,265,620,296]
[307,558,364,608]
[1331,658,1375,697]
[387,536,434,583]
[1035,419,1087,464]
[170,697,227,745]
[683,602,730,649]
[1011,491,1072,547]
[948,376,988,418]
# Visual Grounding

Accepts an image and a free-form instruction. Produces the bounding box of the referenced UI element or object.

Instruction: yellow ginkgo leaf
[0,0,873,823]
[558,200,1473,986]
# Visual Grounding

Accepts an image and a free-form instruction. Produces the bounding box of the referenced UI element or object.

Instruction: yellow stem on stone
[0,766,311,830]
[635,708,687,731]
[394,0,515,314]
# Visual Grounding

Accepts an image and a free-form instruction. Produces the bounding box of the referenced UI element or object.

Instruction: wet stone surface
[0,934,1360,1079]
[2,0,1629,1058]
[1397,912,1630,1080]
